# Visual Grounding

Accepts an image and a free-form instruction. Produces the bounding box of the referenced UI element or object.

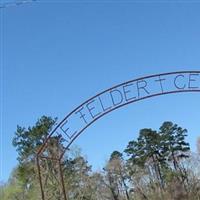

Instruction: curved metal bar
[37,71,200,158]
[59,89,200,159]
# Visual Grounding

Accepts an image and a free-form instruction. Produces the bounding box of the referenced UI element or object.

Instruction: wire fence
[0,0,37,9]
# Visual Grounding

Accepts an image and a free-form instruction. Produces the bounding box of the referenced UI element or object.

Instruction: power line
[0,0,37,9]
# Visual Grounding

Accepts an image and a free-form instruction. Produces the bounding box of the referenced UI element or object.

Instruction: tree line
[0,116,200,200]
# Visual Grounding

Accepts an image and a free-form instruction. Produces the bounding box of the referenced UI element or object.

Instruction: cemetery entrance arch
[36,71,200,200]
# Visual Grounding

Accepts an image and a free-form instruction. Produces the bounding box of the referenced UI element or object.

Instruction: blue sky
[1,0,200,182]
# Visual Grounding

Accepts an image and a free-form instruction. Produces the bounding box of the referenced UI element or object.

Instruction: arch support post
[36,155,66,199]
[59,158,67,200]
[36,155,45,200]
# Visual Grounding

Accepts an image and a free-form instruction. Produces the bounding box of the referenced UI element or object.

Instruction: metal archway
[36,71,200,200]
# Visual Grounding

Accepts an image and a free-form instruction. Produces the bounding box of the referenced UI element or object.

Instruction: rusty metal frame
[36,71,200,200]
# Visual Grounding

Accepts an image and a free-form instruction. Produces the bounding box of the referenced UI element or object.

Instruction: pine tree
[125,128,166,188]
[159,122,190,184]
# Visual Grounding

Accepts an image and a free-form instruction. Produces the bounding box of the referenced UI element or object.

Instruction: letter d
[110,89,123,106]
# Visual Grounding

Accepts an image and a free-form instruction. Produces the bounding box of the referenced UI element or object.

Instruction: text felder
[59,73,200,141]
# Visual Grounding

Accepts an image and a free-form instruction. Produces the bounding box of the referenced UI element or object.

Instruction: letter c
[174,74,186,89]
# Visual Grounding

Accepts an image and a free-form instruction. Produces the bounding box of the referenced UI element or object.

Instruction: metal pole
[59,159,67,200]
[37,155,45,200]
